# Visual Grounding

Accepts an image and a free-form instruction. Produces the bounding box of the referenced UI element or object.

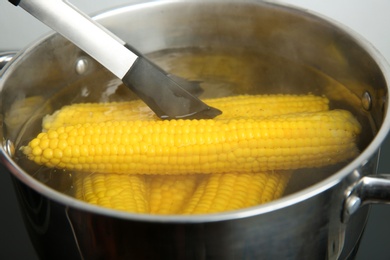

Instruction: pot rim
[1,0,390,223]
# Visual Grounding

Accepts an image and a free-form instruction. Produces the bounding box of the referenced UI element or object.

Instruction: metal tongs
[8,0,222,120]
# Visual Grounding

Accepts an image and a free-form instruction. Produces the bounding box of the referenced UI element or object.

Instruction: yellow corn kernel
[73,171,290,214]
[42,94,329,130]
[182,171,292,214]
[148,174,201,214]
[22,109,361,175]
[74,173,148,213]
[42,100,155,130]
[208,94,329,119]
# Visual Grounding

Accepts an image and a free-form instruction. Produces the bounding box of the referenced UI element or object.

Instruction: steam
[99,78,122,102]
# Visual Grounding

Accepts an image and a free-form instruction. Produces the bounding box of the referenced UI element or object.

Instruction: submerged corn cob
[148,174,200,214]
[22,109,361,175]
[73,171,291,214]
[74,173,148,213]
[42,94,329,130]
[182,171,292,214]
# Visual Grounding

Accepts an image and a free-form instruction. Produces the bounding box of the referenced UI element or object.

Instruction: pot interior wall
[0,0,386,207]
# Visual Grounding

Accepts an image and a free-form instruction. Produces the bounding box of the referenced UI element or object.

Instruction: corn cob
[42,100,156,130]
[148,174,200,214]
[42,94,329,130]
[182,171,292,214]
[22,109,361,175]
[73,171,291,214]
[206,94,329,119]
[74,173,148,213]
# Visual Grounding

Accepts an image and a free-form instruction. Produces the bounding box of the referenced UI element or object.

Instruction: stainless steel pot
[1,1,390,259]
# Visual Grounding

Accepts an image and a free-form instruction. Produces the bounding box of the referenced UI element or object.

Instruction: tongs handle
[9,0,222,120]
[9,0,137,79]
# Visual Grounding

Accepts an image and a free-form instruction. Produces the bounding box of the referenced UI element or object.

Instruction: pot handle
[342,174,390,223]
[0,52,17,71]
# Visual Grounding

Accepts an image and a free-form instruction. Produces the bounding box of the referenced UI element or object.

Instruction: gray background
[1,0,390,259]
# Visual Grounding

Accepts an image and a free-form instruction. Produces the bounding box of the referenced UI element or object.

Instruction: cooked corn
[182,171,292,214]
[22,93,361,215]
[148,174,200,214]
[74,173,148,213]
[42,94,329,130]
[74,171,291,214]
[22,109,361,175]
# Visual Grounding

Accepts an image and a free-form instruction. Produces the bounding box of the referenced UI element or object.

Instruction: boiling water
[13,47,373,210]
